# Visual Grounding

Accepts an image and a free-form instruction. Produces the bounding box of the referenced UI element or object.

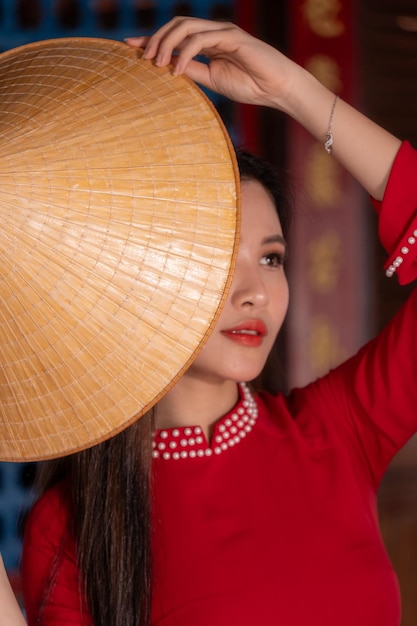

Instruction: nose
[229,261,268,309]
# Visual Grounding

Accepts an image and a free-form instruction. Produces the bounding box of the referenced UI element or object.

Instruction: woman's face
[186,178,289,384]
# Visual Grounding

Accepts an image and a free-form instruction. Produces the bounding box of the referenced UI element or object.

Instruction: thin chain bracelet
[324,94,339,154]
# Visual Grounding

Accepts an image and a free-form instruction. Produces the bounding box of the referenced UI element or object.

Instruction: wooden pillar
[286,0,369,387]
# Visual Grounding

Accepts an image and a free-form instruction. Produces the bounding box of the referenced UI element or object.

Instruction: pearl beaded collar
[152,382,258,460]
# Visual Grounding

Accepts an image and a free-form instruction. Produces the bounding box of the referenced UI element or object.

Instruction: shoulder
[22,482,78,625]
[25,482,71,540]
[255,386,329,439]
[23,482,74,569]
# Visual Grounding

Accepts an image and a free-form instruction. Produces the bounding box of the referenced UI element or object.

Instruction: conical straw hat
[0,37,239,461]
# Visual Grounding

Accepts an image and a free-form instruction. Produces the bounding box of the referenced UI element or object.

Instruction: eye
[260,252,286,268]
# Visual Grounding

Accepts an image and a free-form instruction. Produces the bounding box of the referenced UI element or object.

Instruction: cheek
[271,274,289,314]
[271,280,289,340]
[282,279,290,310]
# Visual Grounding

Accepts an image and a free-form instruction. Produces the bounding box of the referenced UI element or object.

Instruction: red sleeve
[307,141,417,484]
[21,486,92,626]
[314,286,417,486]
[371,140,417,284]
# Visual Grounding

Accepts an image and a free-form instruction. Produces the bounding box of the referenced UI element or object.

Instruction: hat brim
[0,37,240,461]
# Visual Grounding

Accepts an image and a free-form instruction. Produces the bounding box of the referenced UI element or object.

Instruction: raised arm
[0,556,26,626]
[126,17,401,200]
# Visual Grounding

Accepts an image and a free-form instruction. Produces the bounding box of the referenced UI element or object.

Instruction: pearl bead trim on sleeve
[385,228,417,278]
[152,383,258,460]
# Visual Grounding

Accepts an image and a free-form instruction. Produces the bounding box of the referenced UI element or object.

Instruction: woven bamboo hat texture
[0,37,239,461]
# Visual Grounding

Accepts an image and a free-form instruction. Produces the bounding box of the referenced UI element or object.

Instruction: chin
[188,350,269,385]
[223,362,267,384]
[185,364,265,386]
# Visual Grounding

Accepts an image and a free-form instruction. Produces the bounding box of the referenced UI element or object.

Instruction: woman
[22,17,417,626]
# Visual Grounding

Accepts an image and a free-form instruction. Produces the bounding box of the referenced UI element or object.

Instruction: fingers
[169,27,240,76]
[126,17,241,73]
[123,16,286,107]
[142,17,226,61]
[125,33,214,87]
[124,35,149,48]
[175,57,212,87]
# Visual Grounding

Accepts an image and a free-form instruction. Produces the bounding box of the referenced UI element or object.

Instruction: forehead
[240,179,283,236]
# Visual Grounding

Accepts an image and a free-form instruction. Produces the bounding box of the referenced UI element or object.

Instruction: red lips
[221,319,267,347]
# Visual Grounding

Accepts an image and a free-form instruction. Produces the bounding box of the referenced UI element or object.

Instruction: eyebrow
[262,234,287,248]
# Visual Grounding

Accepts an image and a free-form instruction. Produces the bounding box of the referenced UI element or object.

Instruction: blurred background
[0,0,416,622]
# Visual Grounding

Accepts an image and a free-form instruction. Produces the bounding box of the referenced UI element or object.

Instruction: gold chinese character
[309,315,345,375]
[305,54,342,93]
[302,0,345,38]
[305,142,341,208]
[308,231,341,293]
